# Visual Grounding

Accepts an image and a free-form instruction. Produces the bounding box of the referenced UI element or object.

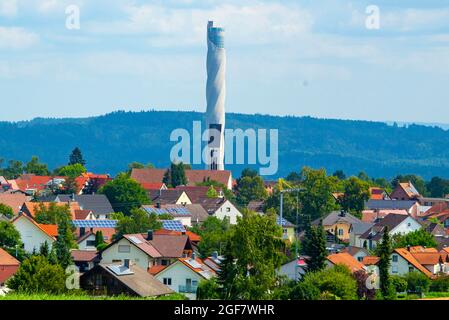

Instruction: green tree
[298,167,336,221]
[34,202,71,225]
[333,170,346,180]
[235,169,268,207]
[338,176,370,218]
[164,162,187,188]
[196,278,221,300]
[0,221,22,251]
[58,176,79,195]
[113,209,162,238]
[99,173,150,215]
[206,185,219,198]
[404,271,430,294]
[127,162,154,174]
[190,216,231,258]
[0,203,14,219]
[391,229,437,249]
[378,227,395,299]
[54,217,76,268]
[69,147,86,166]
[427,177,449,198]
[25,156,49,176]
[217,211,285,299]
[291,265,358,300]
[302,220,327,272]
[7,255,67,294]
[55,163,86,178]
[2,160,24,179]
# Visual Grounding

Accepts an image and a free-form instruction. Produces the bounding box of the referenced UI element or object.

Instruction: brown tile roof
[0,248,20,266]
[74,209,92,220]
[362,256,380,266]
[327,252,366,273]
[131,168,232,188]
[394,248,433,278]
[71,250,99,262]
[197,197,226,214]
[361,210,408,223]
[247,200,265,213]
[95,263,173,297]
[0,193,28,215]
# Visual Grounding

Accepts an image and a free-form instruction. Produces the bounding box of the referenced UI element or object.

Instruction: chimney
[147,230,153,241]
[212,251,218,259]
[156,201,161,209]
[80,227,85,237]
[124,259,130,269]
[340,210,346,217]
[192,251,196,260]
[407,245,411,252]
[70,193,75,202]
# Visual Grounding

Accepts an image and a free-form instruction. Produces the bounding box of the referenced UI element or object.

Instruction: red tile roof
[362,256,380,266]
[394,248,433,278]
[148,264,167,275]
[71,250,99,262]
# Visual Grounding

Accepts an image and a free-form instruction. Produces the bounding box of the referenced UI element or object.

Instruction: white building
[12,214,56,253]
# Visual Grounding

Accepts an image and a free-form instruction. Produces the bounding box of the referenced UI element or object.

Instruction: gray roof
[96,263,173,297]
[352,221,374,236]
[314,211,363,227]
[55,194,114,215]
[185,204,209,224]
[365,199,417,210]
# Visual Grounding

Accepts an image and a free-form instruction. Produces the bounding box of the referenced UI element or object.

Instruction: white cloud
[0,27,39,49]
[86,2,314,46]
[0,0,18,17]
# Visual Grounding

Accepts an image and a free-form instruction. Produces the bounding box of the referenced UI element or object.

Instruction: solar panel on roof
[186,259,202,269]
[72,219,117,228]
[161,220,186,232]
[106,265,134,276]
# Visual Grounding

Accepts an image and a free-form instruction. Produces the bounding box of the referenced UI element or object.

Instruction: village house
[71,250,100,273]
[148,189,192,206]
[279,257,307,281]
[326,252,366,273]
[390,246,449,278]
[341,246,370,262]
[313,210,371,244]
[80,259,173,298]
[197,197,242,225]
[100,231,193,272]
[152,253,216,300]
[390,181,421,201]
[358,213,422,250]
[0,248,20,286]
[12,214,57,253]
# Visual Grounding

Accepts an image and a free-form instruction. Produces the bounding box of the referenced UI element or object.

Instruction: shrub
[404,271,430,294]
[430,275,449,292]
[391,275,407,293]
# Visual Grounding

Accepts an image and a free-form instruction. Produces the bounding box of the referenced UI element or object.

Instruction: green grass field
[0,293,187,300]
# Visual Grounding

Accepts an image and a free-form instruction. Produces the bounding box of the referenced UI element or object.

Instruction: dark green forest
[1,110,449,179]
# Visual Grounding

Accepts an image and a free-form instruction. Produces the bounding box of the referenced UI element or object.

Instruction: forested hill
[1,110,449,179]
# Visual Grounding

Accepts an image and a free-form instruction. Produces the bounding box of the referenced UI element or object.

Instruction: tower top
[207,21,225,49]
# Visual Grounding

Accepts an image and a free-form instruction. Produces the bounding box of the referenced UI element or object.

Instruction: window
[86,240,96,247]
[338,229,344,236]
[118,245,131,253]
[409,266,415,273]
[163,278,172,285]
[226,207,231,212]
[357,257,363,262]
[392,255,398,262]
[392,265,398,273]
[161,260,169,266]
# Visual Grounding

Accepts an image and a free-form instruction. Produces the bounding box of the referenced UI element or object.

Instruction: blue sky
[1,0,449,123]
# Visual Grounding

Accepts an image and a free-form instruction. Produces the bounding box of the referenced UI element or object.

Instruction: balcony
[179,285,198,294]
